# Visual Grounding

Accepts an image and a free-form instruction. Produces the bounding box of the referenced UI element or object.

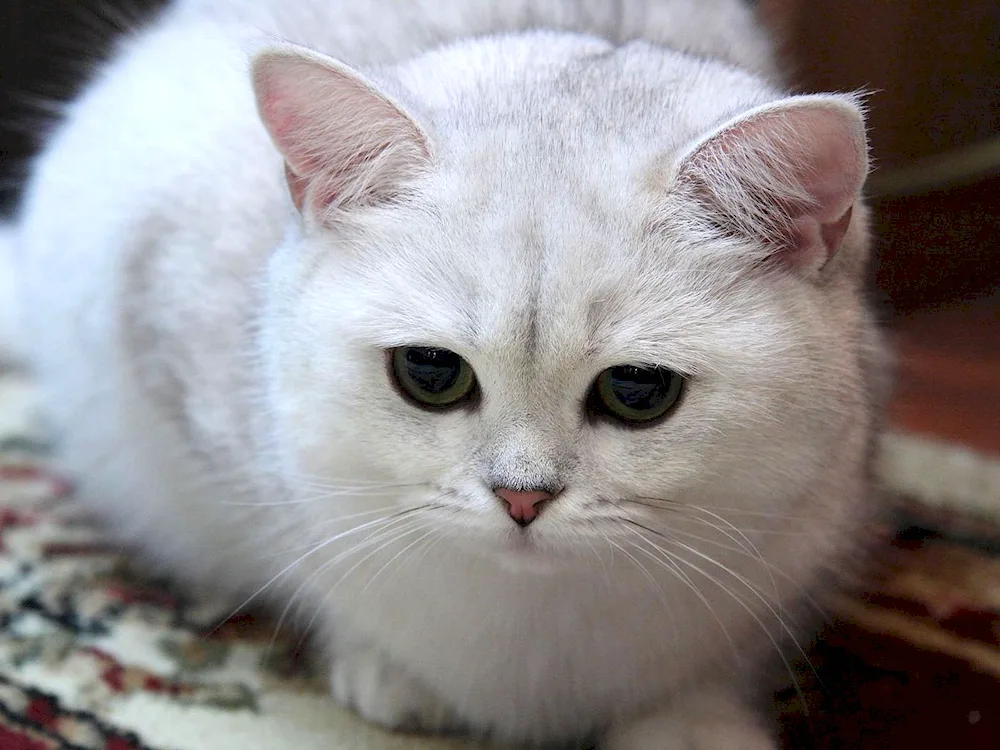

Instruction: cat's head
[251,34,872,564]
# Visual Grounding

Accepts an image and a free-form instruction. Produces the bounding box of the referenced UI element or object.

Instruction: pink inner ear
[283,164,310,213]
[821,205,854,251]
[678,98,868,272]
[261,94,316,171]
[252,49,431,218]
[780,205,854,270]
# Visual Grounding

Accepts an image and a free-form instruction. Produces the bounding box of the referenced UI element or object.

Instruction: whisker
[266,513,429,652]
[619,527,737,662]
[633,521,806,648]
[662,542,806,709]
[604,538,672,614]
[359,525,439,597]
[293,522,448,655]
[290,473,423,490]
[644,535,813,713]
[584,532,614,596]
[678,505,821,521]
[292,483,416,495]
[261,506,407,557]
[679,507,780,602]
[208,507,430,633]
[630,496,821,522]
[221,490,400,507]
[295,517,438,639]
[648,523,825,618]
[289,485,417,502]
[667,517,828,621]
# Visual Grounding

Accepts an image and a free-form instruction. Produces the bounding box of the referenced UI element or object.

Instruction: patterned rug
[1,374,999,750]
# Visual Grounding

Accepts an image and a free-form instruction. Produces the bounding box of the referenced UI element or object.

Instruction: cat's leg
[603,687,775,750]
[328,637,458,734]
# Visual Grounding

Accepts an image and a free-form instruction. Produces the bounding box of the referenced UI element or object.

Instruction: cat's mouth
[502,527,538,549]
[493,519,594,565]
[493,532,569,572]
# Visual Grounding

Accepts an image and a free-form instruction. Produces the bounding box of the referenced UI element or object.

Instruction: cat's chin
[494,539,570,575]
[450,524,596,574]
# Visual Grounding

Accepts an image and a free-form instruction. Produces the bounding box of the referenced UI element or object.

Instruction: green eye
[391,347,477,408]
[589,365,684,425]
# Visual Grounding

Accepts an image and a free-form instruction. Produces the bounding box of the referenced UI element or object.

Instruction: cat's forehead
[341,39,789,370]
[392,33,777,149]
[347,176,753,379]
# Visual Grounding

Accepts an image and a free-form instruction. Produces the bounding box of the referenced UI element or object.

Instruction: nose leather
[494,488,553,526]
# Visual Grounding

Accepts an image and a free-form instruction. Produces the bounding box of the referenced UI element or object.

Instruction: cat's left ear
[674,95,869,275]
[251,45,432,220]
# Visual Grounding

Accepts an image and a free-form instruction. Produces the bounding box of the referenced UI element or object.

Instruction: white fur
[0,223,23,368]
[12,1,883,747]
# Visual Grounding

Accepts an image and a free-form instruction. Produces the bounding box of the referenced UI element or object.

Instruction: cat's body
[7,0,886,747]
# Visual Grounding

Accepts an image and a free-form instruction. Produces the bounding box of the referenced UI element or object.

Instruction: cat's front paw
[603,689,775,750]
[329,647,456,734]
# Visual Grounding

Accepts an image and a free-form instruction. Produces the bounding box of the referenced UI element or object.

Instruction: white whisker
[605,538,672,616]
[262,505,409,557]
[644,536,811,711]
[359,525,439,596]
[210,508,429,632]
[296,518,436,637]
[620,526,736,661]
[682,506,779,601]
[266,513,430,650]
[668,516,827,620]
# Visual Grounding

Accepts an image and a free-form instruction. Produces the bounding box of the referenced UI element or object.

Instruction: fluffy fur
[0,225,21,369]
[8,0,886,747]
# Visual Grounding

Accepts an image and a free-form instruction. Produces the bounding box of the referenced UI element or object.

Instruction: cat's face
[253,38,870,567]
[266,146,864,566]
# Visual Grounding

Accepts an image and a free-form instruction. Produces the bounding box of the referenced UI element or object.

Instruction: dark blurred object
[872,177,1000,311]
[779,528,1000,750]
[888,296,1000,455]
[760,0,1000,312]
[0,0,167,213]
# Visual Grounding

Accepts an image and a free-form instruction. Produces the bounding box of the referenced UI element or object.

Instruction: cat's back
[173,0,778,80]
[20,0,777,273]
[15,8,291,503]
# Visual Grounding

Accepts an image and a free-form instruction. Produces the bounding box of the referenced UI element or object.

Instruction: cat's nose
[493,487,553,527]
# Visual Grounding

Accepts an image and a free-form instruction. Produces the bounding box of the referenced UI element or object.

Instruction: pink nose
[494,488,553,527]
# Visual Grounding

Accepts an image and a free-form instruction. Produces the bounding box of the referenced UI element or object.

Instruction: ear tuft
[675,95,869,273]
[252,46,432,219]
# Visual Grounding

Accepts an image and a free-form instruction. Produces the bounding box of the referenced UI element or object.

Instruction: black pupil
[406,348,462,394]
[609,366,670,411]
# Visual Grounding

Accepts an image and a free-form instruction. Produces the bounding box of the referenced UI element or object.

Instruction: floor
[778,533,1000,749]
[888,294,1000,457]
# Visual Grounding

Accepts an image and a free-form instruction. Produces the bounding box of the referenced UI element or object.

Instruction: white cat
[5,0,886,747]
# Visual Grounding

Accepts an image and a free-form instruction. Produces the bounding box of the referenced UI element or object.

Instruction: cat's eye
[391,346,477,408]
[588,365,684,425]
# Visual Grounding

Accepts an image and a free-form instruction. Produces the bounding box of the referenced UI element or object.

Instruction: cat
[3,0,887,747]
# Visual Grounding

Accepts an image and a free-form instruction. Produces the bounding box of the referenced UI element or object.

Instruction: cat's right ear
[672,95,869,277]
[251,46,432,219]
